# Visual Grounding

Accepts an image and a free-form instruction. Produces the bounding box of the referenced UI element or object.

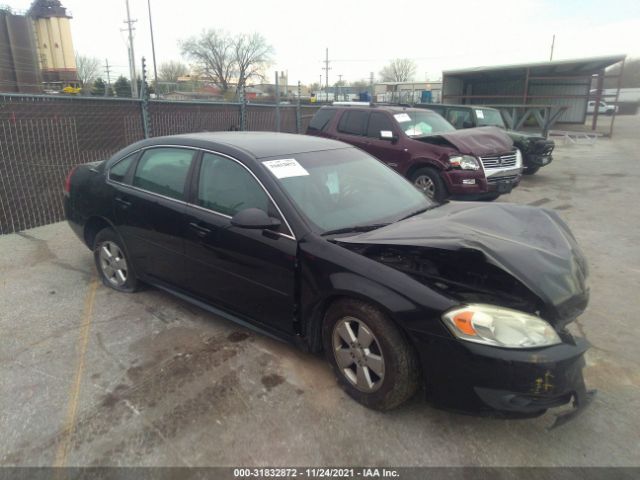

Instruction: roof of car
[417,104,500,112]
[322,104,439,115]
[140,131,349,159]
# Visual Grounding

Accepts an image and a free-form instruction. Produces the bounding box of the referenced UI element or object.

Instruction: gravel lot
[1,115,639,467]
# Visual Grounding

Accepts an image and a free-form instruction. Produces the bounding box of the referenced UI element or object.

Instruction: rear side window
[133,147,194,200]
[366,112,394,138]
[109,154,135,183]
[308,108,336,131]
[337,110,368,136]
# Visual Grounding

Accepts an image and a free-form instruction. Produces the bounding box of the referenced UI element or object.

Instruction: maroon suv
[306,104,522,201]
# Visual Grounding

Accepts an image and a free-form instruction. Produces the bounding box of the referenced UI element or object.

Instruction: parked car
[306,104,521,201]
[417,104,554,176]
[587,100,617,115]
[65,132,593,422]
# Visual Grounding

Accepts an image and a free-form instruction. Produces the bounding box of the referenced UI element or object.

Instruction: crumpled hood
[435,126,514,156]
[338,202,589,322]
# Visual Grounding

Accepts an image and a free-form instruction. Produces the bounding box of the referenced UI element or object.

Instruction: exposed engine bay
[340,243,541,314]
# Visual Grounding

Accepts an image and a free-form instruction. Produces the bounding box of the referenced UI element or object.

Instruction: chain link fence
[0,93,321,235]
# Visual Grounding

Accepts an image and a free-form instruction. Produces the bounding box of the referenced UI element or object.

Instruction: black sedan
[65,132,593,420]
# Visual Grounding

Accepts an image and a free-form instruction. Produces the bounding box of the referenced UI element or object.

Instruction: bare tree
[180,30,273,94]
[180,30,235,92]
[350,79,369,91]
[75,54,101,92]
[379,58,417,82]
[233,32,273,93]
[158,61,188,83]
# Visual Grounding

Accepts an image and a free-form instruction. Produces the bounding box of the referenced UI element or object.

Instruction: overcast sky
[10,0,640,85]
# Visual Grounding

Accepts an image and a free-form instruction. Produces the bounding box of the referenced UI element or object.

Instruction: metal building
[442,55,626,135]
[0,8,43,93]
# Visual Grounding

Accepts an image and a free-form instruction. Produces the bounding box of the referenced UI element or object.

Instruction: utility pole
[369,71,374,101]
[104,59,112,97]
[549,34,555,61]
[147,0,158,93]
[323,48,331,102]
[319,74,322,103]
[124,0,138,98]
[337,74,342,101]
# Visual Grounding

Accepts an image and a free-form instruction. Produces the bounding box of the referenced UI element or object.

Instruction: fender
[297,237,454,352]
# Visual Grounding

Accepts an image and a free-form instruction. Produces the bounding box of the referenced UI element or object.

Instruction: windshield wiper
[321,223,390,237]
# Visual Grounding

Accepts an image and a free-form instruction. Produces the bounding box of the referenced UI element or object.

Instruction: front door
[361,111,405,170]
[183,152,297,334]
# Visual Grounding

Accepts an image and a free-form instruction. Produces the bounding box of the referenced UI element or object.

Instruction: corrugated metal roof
[443,55,626,78]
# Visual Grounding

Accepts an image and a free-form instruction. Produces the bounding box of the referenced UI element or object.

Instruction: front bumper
[413,331,592,419]
[524,140,554,168]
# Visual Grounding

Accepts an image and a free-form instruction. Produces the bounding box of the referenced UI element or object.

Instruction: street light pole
[147,0,159,94]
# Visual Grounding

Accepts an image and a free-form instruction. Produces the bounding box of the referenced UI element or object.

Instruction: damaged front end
[335,202,594,423]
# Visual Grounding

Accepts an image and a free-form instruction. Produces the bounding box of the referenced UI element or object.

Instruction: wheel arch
[302,277,418,354]
[406,159,444,181]
[84,216,116,249]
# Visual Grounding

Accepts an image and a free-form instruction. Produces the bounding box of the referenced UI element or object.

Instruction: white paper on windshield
[262,158,309,179]
[394,113,412,122]
[475,109,485,119]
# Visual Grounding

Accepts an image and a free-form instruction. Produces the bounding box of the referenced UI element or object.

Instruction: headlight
[449,155,480,170]
[515,148,523,167]
[442,304,561,348]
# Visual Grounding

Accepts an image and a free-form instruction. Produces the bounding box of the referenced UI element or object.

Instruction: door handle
[189,222,211,238]
[115,196,132,208]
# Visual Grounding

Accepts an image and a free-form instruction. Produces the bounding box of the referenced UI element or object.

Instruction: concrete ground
[1,115,639,468]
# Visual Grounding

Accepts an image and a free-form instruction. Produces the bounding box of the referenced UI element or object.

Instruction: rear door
[183,151,297,333]
[112,146,195,287]
[334,109,369,149]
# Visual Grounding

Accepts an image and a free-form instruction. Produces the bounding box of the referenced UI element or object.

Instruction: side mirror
[379,130,398,142]
[230,208,281,230]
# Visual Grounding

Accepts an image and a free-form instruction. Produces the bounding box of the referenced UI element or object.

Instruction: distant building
[28,0,78,90]
[0,1,77,94]
[252,83,310,98]
[0,7,42,93]
[374,81,443,104]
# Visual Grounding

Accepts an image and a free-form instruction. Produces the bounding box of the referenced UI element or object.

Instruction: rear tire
[93,228,138,293]
[322,299,420,410]
[410,167,447,202]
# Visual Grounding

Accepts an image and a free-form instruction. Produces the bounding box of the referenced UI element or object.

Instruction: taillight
[64,166,78,195]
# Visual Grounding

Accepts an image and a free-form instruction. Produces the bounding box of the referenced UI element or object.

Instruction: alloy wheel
[414,175,435,199]
[98,241,128,287]
[332,316,385,393]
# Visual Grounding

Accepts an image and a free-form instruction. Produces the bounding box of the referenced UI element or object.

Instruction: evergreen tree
[113,76,132,97]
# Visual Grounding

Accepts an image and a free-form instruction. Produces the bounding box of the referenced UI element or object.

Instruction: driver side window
[447,109,473,129]
[197,153,271,217]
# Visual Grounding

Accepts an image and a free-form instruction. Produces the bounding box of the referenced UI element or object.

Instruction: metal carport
[442,55,626,137]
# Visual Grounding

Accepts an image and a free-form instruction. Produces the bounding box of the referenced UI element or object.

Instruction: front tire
[322,299,420,410]
[410,167,447,202]
[93,228,138,292]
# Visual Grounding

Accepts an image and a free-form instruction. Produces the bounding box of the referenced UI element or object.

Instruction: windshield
[475,108,506,128]
[393,111,455,137]
[262,148,433,234]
